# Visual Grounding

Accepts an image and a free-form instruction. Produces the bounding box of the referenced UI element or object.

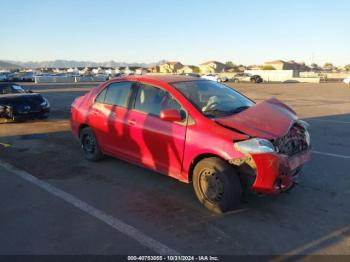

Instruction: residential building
[67,67,79,74]
[92,67,102,75]
[264,60,310,72]
[199,61,226,74]
[148,65,160,73]
[177,65,200,74]
[135,68,148,75]
[247,65,263,70]
[159,61,183,73]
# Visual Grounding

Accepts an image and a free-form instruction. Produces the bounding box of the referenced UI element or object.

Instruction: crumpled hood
[216,98,297,140]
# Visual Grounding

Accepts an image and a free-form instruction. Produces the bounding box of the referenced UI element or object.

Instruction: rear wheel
[193,157,242,213]
[80,127,103,161]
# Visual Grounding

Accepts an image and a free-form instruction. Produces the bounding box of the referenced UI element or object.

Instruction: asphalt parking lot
[0,81,349,256]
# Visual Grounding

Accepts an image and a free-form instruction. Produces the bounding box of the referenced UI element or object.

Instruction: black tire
[80,127,103,161]
[193,157,242,213]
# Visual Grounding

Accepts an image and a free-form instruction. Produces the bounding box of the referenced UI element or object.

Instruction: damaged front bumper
[0,105,50,121]
[250,149,311,194]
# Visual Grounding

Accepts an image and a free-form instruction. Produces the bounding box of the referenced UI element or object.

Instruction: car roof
[119,74,200,84]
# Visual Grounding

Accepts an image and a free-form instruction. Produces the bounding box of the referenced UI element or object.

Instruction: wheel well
[78,124,89,137]
[188,153,226,182]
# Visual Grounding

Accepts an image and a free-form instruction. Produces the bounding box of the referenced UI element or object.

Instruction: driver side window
[134,84,181,117]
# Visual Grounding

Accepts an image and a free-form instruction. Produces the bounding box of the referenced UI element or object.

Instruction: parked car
[12,72,35,82]
[0,83,50,122]
[343,77,350,85]
[201,74,228,82]
[233,73,263,83]
[71,75,311,213]
[180,73,201,78]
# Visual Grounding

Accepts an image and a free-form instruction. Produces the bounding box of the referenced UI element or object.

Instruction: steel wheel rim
[199,168,224,203]
[82,133,95,155]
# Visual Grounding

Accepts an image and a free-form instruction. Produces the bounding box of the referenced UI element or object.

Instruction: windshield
[172,80,254,118]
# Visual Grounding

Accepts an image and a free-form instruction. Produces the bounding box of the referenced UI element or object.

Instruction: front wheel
[193,157,242,213]
[80,127,103,161]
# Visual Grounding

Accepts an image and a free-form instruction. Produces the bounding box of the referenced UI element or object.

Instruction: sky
[1,0,349,66]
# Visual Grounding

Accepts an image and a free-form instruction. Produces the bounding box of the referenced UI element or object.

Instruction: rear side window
[96,82,133,107]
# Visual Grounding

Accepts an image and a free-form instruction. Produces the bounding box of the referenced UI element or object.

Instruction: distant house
[177,65,200,74]
[159,61,183,73]
[67,67,77,73]
[104,68,114,75]
[199,61,226,74]
[247,65,263,70]
[264,60,310,72]
[135,68,148,75]
[148,65,160,73]
[92,67,106,75]
[53,68,66,73]
[79,67,90,75]
[121,66,135,75]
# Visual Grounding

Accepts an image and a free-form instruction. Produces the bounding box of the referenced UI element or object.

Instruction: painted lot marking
[312,150,350,160]
[0,160,179,255]
[307,119,350,124]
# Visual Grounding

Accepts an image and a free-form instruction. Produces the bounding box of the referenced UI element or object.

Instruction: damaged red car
[71,75,311,213]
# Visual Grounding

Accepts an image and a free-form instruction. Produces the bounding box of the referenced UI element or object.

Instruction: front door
[126,83,187,179]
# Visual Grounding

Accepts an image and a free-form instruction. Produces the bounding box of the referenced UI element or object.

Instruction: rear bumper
[250,149,311,194]
[70,117,80,140]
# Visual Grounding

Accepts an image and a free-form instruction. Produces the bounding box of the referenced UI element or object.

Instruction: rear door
[126,83,187,178]
[88,81,135,155]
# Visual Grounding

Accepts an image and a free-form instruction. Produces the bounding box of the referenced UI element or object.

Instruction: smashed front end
[232,120,311,194]
[0,95,50,121]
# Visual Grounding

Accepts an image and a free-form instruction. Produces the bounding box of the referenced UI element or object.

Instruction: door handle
[128,119,136,126]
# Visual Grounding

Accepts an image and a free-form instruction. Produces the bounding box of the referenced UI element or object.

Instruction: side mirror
[160,109,183,122]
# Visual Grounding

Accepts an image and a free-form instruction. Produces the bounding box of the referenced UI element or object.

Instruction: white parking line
[307,119,350,124]
[0,160,179,255]
[312,150,350,160]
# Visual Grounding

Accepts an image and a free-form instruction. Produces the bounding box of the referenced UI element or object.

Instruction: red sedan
[71,75,310,213]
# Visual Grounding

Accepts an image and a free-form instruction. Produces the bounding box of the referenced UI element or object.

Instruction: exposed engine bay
[273,122,310,157]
